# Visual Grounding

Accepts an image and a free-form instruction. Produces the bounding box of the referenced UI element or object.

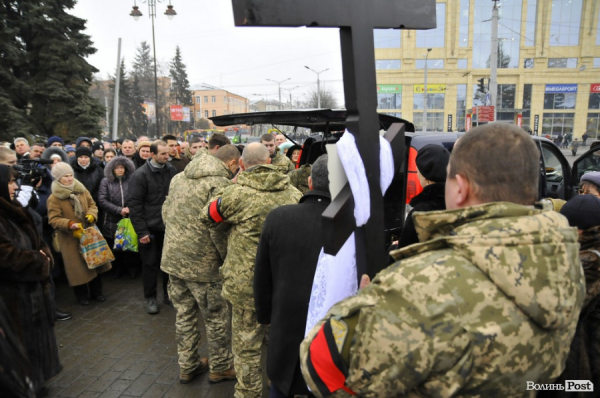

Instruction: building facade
[375,0,600,138]
[189,83,248,127]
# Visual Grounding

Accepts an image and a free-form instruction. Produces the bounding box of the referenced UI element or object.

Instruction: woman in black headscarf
[0,164,62,395]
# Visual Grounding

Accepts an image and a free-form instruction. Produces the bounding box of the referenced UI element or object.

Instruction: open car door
[572,146,600,196]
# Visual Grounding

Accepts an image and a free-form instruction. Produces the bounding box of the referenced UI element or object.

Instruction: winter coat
[271,152,295,174]
[168,153,189,174]
[254,190,331,396]
[300,202,585,397]
[132,152,146,169]
[538,225,600,398]
[161,151,232,282]
[201,164,303,309]
[398,182,446,248]
[72,159,104,204]
[47,180,111,287]
[0,197,62,390]
[98,156,136,239]
[126,160,177,238]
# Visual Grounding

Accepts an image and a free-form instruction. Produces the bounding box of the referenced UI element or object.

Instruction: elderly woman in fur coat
[0,164,62,395]
[47,162,111,306]
[98,156,139,278]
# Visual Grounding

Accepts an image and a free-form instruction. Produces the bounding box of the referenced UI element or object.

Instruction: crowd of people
[0,124,599,397]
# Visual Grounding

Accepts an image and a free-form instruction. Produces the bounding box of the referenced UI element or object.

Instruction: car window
[540,143,566,199]
[574,148,600,182]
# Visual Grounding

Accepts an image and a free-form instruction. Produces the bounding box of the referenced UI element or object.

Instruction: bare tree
[303,84,339,109]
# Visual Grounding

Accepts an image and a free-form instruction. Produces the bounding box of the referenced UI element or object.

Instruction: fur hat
[51,162,74,181]
[75,146,92,159]
[416,144,450,183]
[560,194,600,230]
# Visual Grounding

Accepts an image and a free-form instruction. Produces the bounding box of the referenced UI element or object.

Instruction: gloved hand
[72,228,83,239]
[85,214,95,224]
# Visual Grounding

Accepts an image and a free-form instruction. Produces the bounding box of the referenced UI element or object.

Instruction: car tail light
[406,147,423,204]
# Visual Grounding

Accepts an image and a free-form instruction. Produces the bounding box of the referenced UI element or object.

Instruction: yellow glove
[85,215,95,224]
[73,228,83,239]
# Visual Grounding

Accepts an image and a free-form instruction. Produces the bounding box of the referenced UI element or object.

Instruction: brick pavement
[47,273,240,398]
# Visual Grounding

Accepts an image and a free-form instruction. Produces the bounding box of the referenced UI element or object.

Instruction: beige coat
[47,184,111,286]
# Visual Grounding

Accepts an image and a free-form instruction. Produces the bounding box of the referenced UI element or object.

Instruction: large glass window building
[375,0,600,137]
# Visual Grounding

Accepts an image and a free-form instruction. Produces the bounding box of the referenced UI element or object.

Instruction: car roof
[210,109,415,133]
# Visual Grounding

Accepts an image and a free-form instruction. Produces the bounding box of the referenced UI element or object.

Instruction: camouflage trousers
[231,305,267,398]
[168,276,233,374]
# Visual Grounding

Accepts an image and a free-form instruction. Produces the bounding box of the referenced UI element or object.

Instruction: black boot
[55,309,72,321]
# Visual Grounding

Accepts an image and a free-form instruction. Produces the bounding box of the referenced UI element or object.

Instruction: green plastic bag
[113,218,138,252]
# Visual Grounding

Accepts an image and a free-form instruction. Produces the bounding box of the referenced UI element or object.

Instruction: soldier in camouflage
[202,142,302,398]
[289,164,311,194]
[261,134,295,174]
[300,123,586,397]
[161,145,241,384]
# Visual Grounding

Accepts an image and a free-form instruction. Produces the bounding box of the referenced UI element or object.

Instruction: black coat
[0,197,61,391]
[72,159,104,204]
[397,182,446,249]
[254,190,331,396]
[98,157,136,238]
[126,160,176,237]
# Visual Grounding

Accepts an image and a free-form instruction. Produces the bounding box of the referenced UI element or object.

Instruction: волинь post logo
[526,380,594,392]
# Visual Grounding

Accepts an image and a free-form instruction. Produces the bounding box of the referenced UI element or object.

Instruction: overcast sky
[72,0,346,106]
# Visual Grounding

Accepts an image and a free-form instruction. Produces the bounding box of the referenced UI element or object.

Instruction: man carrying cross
[299,124,585,397]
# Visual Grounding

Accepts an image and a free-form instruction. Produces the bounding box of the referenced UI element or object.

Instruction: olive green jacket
[161,151,232,282]
[300,202,585,397]
[201,164,302,308]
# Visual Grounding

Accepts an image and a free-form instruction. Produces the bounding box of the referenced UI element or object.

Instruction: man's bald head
[241,142,270,169]
[215,144,241,175]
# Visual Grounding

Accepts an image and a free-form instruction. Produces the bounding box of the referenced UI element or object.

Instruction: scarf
[51,179,87,220]
[150,158,165,169]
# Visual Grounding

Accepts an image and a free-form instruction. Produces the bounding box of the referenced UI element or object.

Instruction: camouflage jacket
[161,151,232,282]
[201,164,302,308]
[300,202,585,397]
[271,153,295,174]
[289,164,311,194]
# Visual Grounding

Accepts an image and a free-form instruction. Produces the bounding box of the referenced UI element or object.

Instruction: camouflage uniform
[271,152,295,174]
[300,202,585,397]
[288,164,311,194]
[202,164,302,398]
[161,151,234,374]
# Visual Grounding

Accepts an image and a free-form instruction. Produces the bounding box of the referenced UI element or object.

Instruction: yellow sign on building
[414,84,446,94]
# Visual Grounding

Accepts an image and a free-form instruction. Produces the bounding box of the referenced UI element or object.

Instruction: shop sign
[377,84,402,94]
[414,84,446,94]
[545,84,578,93]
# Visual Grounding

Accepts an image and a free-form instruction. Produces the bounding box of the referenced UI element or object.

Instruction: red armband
[306,321,356,396]
[207,198,224,223]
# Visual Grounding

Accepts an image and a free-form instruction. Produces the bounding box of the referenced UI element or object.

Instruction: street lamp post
[266,78,291,110]
[284,85,300,108]
[304,66,329,108]
[130,0,176,138]
[423,48,432,133]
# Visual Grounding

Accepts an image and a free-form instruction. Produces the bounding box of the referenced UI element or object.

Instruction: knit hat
[415,144,450,183]
[560,194,600,230]
[92,142,104,153]
[47,136,64,147]
[76,146,92,159]
[581,171,600,188]
[65,145,75,153]
[51,162,74,181]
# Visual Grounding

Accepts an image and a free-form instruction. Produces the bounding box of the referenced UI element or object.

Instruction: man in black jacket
[127,140,177,314]
[254,154,330,398]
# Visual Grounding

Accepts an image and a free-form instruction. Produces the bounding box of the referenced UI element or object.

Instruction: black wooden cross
[231,0,436,278]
